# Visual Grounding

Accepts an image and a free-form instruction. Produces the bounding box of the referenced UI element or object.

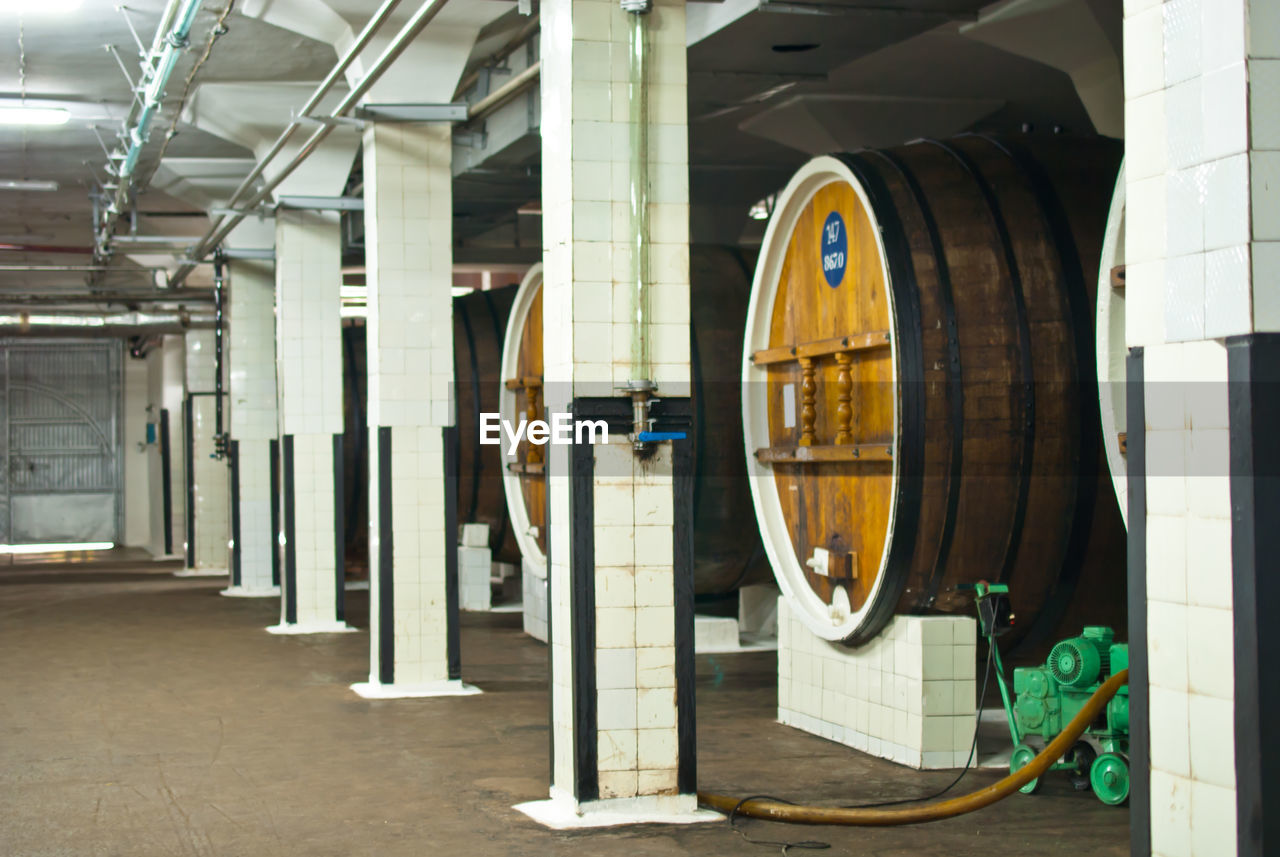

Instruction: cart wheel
[1070,741,1097,791]
[1011,743,1041,794]
[1090,753,1130,805]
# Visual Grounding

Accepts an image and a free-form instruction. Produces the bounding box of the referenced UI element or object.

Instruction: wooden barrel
[454,284,521,564]
[501,250,771,594]
[742,135,1126,648]
[1097,161,1128,527]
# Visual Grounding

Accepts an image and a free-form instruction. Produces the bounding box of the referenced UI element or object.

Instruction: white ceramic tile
[1250,0,1280,58]
[1204,154,1251,249]
[1187,693,1236,788]
[1252,151,1280,240]
[1165,253,1207,341]
[1165,77,1204,170]
[1254,241,1280,331]
[1186,605,1235,699]
[1189,780,1237,857]
[1164,0,1204,85]
[1149,684,1192,777]
[1148,600,1190,692]
[1202,63,1249,160]
[1150,769,1194,857]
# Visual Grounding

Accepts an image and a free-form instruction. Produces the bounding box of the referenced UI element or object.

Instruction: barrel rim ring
[500,263,547,579]
[1097,159,1128,528]
[740,154,904,644]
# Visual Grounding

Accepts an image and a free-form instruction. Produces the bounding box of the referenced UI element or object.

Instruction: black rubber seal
[229,439,242,588]
[282,434,297,625]
[378,426,395,686]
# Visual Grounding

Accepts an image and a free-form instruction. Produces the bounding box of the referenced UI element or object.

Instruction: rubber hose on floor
[699,668,1129,827]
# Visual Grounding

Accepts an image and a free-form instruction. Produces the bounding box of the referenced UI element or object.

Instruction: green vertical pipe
[626,8,651,385]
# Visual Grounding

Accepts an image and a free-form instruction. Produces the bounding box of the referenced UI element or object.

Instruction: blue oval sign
[820,211,846,288]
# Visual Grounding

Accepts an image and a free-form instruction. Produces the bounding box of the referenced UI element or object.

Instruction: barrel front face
[745,139,1124,647]
[742,157,903,643]
[1097,162,1128,527]
[499,266,548,575]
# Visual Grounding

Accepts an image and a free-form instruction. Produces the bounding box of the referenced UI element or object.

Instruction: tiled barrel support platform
[777,600,977,769]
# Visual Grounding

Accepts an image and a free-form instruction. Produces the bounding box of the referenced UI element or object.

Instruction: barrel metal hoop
[973,134,1103,652]
[834,151,926,646]
[921,138,1036,590]
[865,147,965,612]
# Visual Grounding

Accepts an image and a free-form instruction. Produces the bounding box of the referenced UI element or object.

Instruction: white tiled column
[352,122,475,698]
[175,330,230,576]
[269,209,350,634]
[222,258,280,598]
[1123,1,1278,853]
[519,0,708,826]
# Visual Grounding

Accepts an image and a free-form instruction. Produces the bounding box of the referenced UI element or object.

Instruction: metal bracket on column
[276,195,365,212]
[293,113,366,129]
[220,247,276,261]
[356,103,470,122]
[453,130,488,150]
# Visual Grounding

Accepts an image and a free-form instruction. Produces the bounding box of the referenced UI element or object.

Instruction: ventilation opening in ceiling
[771,43,819,53]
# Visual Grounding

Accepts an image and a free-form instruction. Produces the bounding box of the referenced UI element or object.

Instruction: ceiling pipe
[170,0,453,288]
[467,62,540,124]
[0,311,216,336]
[164,0,411,284]
[452,14,540,100]
[0,290,214,305]
[98,0,208,248]
[0,264,165,273]
[0,244,95,255]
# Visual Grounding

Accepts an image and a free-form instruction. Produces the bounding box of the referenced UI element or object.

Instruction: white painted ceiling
[0,0,1121,308]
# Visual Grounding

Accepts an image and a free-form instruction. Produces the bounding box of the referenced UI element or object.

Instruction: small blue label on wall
[820,211,847,288]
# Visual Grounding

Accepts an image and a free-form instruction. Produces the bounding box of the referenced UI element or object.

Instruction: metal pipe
[213,253,225,445]
[106,0,207,223]
[0,311,216,334]
[467,62,540,123]
[0,264,165,272]
[0,244,95,255]
[171,0,454,287]
[452,14,540,99]
[173,0,410,277]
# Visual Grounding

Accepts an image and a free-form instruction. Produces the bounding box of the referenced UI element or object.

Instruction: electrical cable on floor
[722,643,995,853]
[700,670,1129,826]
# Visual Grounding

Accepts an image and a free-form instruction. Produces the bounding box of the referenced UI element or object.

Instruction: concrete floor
[1,554,1130,856]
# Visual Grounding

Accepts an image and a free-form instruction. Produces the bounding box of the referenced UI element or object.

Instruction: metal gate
[0,339,123,545]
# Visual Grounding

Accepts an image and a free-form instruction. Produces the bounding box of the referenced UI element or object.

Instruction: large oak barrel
[500,249,771,594]
[454,284,521,563]
[742,135,1126,649]
[1097,161,1128,526]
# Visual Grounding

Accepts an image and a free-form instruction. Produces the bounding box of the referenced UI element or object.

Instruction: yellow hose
[699,668,1128,827]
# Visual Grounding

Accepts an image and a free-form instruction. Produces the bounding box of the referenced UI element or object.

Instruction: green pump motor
[1009,627,1130,804]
